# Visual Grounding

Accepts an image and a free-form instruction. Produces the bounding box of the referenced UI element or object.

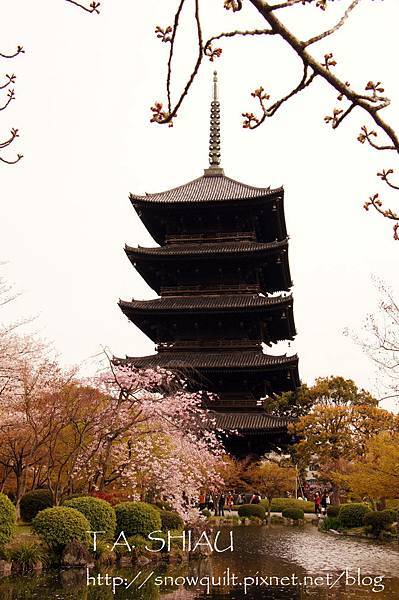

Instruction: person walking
[321,491,328,515]
[218,493,226,517]
[314,491,322,515]
[226,492,234,513]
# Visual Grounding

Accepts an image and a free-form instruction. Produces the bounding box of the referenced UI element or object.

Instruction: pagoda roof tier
[119,293,292,312]
[121,350,298,371]
[125,239,287,259]
[125,239,292,294]
[212,411,289,432]
[118,294,296,344]
[130,174,281,204]
[130,175,287,244]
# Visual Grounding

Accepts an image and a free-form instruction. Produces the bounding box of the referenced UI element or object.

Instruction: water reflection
[0,525,398,599]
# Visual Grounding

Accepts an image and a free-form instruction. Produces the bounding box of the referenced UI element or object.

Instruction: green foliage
[0,546,10,561]
[261,498,315,513]
[64,496,116,539]
[381,508,397,523]
[282,507,304,520]
[322,516,341,531]
[386,499,399,510]
[20,489,53,523]
[9,542,46,572]
[115,502,162,538]
[363,511,392,536]
[201,509,211,518]
[237,504,266,520]
[0,492,16,545]
[159,510,184,531]
[327,505,340,517]
[338,503,371,529]
[31,507,91,552]
[128,534,148,550]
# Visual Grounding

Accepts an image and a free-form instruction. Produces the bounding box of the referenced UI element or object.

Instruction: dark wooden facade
[118,172,300,455]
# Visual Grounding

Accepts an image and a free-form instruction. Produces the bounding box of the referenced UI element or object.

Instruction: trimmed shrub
[20,489,53,523]
[386,499,399,511]
[64,496,116,539]
[282,508,304,521]
[327,505,340,518]
[159,510,184,532]
[322,517,341,531]
[237,504,266,520]
[0,492,16,545]
[260,498,315,513]
[201,509,211,518]
[363,511,392,537]
[32,507,91,552]
[115,502,161,538]
[381,508,397,523]
[338,503,371,529]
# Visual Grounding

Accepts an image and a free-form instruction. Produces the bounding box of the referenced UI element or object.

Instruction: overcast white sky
[1,0,398,408]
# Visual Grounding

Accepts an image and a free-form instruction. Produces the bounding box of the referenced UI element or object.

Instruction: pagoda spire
[204,71,224,176]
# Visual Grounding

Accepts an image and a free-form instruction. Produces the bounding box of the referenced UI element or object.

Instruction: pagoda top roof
[212,411,289,431]
[121,351,298,370]
[125,238,287,259]
[130,173,282,205]
[119,294,292,313]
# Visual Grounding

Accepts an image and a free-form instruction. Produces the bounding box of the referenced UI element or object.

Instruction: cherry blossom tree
[150,0,399,238]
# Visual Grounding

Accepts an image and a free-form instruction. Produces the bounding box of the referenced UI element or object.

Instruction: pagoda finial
[204,70,224,176]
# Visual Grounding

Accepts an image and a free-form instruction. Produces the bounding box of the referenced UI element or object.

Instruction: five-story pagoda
[118,72,300,455]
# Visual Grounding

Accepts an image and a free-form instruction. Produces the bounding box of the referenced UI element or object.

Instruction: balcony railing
[156,339,261,352]
[161,283,261,296]
[165,231,256,244]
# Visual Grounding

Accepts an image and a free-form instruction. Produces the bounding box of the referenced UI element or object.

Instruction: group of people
[198,491,264,516]
[314,491,332,515]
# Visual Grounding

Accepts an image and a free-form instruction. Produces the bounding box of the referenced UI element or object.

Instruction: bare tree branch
[304,0,362,47]
[64,0,100,13]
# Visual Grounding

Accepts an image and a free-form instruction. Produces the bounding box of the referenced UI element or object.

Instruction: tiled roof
[119,294,292,312]
[122,351,298,370]
[212,411,289,431]
[130,174,282,204]
[125,239,287,258]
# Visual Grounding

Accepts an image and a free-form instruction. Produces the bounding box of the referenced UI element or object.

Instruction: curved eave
[129,175,282,204]
[118,294,293,313]
[118,296,296,343]
[120,351,299,370]
[125,239,289,260]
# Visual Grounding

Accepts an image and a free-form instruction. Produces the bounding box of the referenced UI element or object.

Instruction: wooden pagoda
[118,72,300,455]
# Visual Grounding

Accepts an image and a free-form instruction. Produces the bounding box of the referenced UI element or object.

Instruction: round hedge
[159,510,184,532]
[20,489,53,523]
[338,503,371,529]
[322,516,341,531]
[261,498,315,513]
[32,507,91,551]
[115,502,162,538]
[237,504,266,520]
[327,504,340,518]
[363,510,392,536]
[64,496,116,539]
[381,508,397,523]
[0,493,16,545]
[282,507,304,521]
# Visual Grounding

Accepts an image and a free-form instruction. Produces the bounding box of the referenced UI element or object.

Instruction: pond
[1,525,399,599]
